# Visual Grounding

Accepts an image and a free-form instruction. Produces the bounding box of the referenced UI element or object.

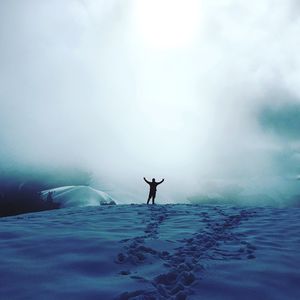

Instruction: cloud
[259,102,300,140]
[0,0,300,203]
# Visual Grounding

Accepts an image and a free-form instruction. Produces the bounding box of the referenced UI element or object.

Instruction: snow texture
[0,204,299,299]
[41,186,116,207]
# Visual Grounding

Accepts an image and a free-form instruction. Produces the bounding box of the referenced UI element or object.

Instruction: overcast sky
[1,0,300,203]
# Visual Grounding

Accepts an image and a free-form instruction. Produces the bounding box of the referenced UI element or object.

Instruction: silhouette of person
[143,177,164,204]
[46,191,53,203]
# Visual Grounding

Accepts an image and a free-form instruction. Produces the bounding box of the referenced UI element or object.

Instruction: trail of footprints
[115,206,257,300]
[115,206,168,266]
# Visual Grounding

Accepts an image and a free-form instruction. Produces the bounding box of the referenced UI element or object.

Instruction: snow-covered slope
[0,205,299,299]
[41,185,116,207]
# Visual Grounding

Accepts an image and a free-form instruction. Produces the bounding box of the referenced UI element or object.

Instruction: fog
[1,0,300,204]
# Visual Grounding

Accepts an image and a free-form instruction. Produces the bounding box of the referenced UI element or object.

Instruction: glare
[133,0,201,49]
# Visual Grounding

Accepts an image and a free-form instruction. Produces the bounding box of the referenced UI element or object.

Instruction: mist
[1,0,300,204]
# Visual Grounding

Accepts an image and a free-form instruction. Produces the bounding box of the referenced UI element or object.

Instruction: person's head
[152,178,155,182]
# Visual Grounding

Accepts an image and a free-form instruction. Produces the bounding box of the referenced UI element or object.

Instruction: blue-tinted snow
[0,205,299,299]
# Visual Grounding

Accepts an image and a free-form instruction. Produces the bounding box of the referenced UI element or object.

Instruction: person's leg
[152,193,156,204]
[147,192,152,204]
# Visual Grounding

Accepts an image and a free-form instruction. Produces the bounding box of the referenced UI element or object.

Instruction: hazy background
[1,0,300,204]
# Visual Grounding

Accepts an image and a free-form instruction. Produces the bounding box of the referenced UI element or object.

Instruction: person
[143,177,164,204]
[46,191,54,206]
[47,191,53,203]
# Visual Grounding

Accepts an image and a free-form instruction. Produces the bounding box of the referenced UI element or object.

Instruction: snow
[0,204,299,299]
[41,186,116,207]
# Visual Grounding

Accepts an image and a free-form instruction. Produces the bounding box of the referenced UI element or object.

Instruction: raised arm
[143,177,150,184]
[157,178,164,185]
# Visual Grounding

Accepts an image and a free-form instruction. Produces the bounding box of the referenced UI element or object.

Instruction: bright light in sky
[133,0,201,49]
[1,0,300,204]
